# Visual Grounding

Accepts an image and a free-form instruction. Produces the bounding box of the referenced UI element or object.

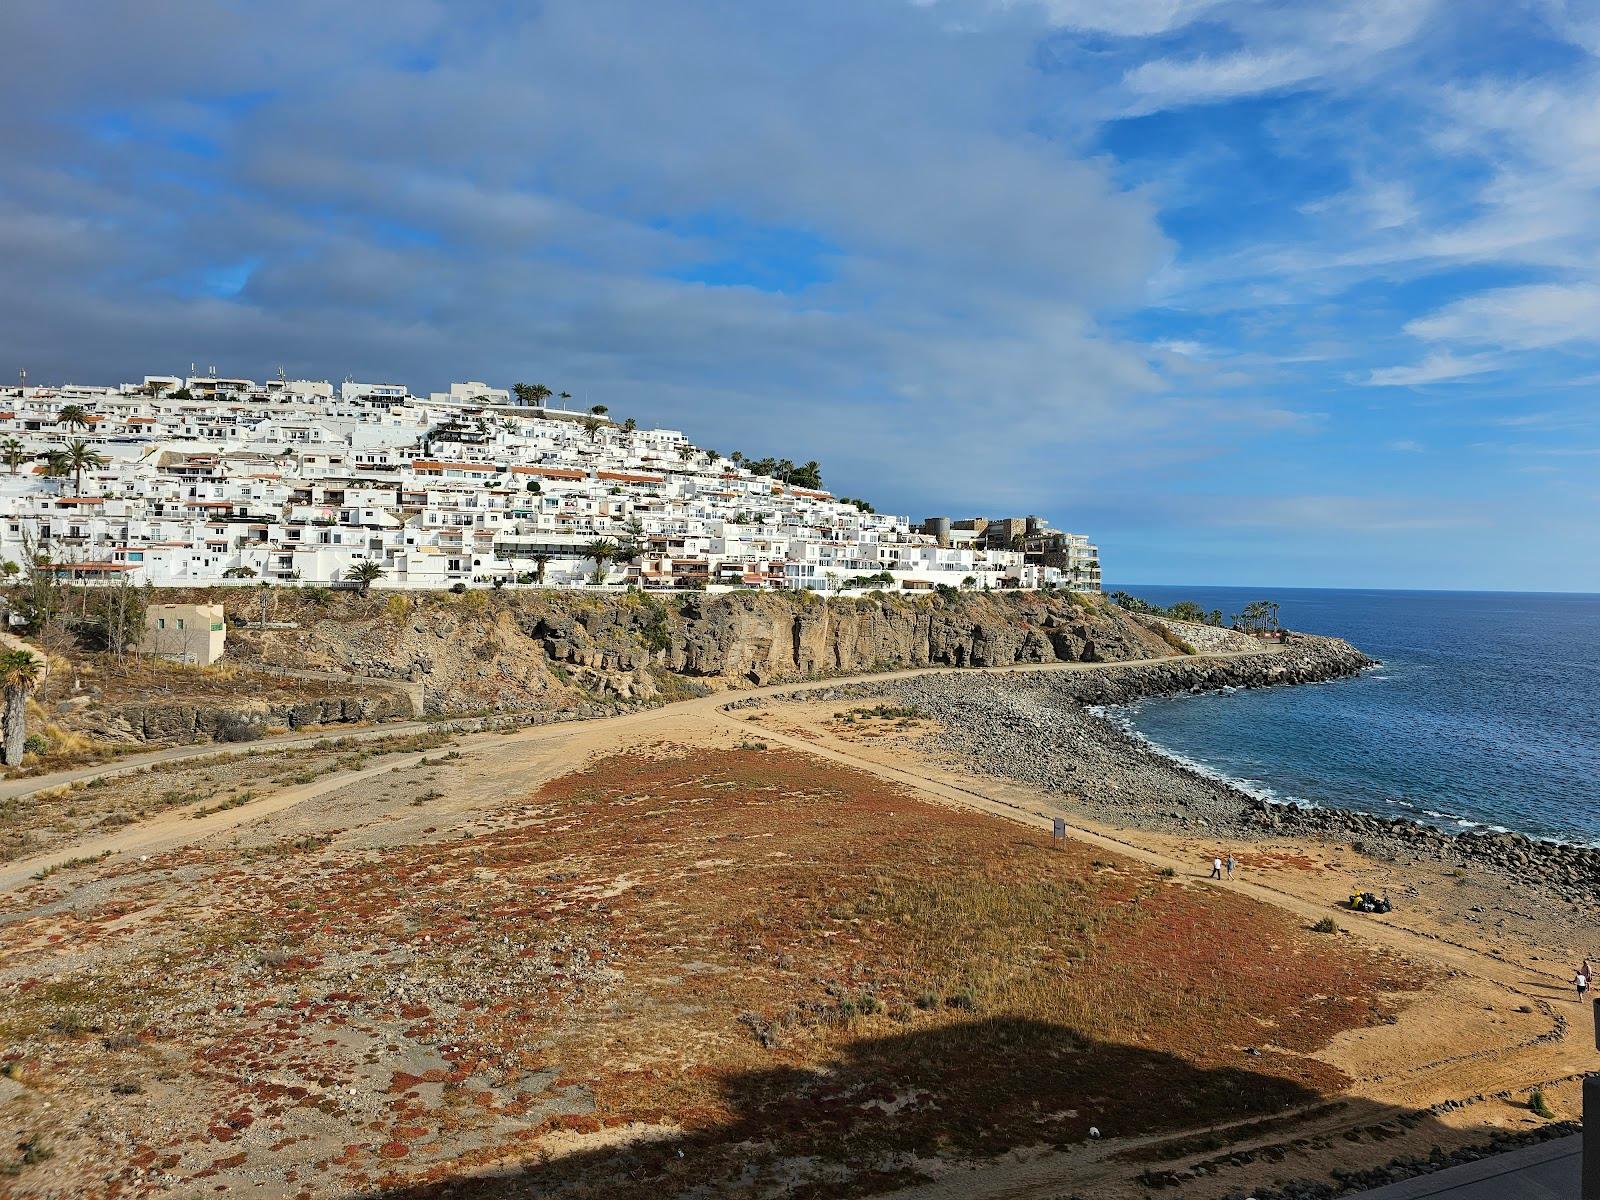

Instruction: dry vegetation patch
[0,746,1427,1198]
[0,730,455,866]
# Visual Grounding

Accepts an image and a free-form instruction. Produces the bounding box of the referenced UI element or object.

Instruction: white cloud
[1364,352,1501,386]
[1005,0,1227,35]
[1121,0,1437,112]
[1405,283,1600,350]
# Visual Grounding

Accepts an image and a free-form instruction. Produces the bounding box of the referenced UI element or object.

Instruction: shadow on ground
[344,1016,1522,1200]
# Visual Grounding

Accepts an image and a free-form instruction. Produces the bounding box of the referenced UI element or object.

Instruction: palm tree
[622,417,637,433]
[57,405,91,431]
[678,445,695,463]
[590,404,608,415]
[0,648,44,766]
[580,415,605,442]
[40,451,70,482]
[583,538,619,585]
[348,560,385,596]
[63,440,106,493]
[0,438,26,475]
[558,391,573,408]
[529,551,553,585]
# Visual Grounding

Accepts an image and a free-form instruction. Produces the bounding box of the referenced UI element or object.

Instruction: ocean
[1102,586,1600,846]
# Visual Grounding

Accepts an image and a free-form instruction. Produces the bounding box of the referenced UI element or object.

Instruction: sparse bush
[1531,1088,1555,1119]
[1312,916,1339,934]
[946,989,978,1011]
[213,714,263,743]
[1157,866,1177,878]
[21,734,46,756]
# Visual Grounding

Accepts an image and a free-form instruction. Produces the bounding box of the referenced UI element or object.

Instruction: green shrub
[1531,1089,1555,1119]
[1311,916,1339,934]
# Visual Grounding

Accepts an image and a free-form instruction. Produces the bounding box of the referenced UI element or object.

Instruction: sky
[3,1,1599,591]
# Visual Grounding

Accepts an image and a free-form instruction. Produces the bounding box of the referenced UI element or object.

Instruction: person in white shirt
[1209,857,1223,880]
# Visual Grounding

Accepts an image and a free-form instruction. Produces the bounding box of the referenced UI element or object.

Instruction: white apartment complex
[0,372,1101,594]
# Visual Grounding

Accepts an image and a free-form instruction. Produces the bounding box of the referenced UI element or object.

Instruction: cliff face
[226,590,1179,715]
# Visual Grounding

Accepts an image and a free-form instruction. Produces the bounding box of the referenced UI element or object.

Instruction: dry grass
[0,745,1428,1199]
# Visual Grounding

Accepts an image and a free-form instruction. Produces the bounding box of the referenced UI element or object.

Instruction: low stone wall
[90,691,415,744]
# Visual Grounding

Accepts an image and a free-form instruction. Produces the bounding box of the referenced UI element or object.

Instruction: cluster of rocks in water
[781,634,1600,904]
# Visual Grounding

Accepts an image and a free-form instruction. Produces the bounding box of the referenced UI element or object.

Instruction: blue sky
[3,0,1599,590]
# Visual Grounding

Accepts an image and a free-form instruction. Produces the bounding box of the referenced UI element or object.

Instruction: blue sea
[1103,586,1600,846]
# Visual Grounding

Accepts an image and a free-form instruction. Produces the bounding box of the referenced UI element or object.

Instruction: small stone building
[140,603,226,666]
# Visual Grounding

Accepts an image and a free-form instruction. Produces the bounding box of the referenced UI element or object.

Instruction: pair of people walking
[1576,959,1594,1003]
[1208,854,1236,880]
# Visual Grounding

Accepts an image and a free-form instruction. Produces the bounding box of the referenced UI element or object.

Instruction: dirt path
[0,716,454,803]
[0,647,1269,892]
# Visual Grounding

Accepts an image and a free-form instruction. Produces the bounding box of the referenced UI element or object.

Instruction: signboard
[1052,817,1066,848]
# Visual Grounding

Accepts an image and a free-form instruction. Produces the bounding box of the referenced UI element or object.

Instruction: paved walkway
[1343,1134,1579,1198]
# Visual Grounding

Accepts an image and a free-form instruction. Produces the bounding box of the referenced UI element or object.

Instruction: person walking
[1209,857,1223,880]
[1225,854,1237,880]
[1576,968,1590,1005]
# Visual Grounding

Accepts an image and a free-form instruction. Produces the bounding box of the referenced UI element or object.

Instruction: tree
[13,532,64,633]
[529,551,553,585]
[513,383,553,407]
[57,405,92,430]
[961,575,977,589]
[558,391,572,407]
[678,445,695,462]
[730,451,743,464]
[92,576,148,657]
[0,648,43,765]
[590,404,608,415]
[0,439,25,476]
[790,460,822,489]
[580,415,605,442]
[622,417,637,433]
[40,452,70,482]
[62,440,107,493]
[583,538,619,585]
[348,560,386,596]
[1234,600,1280,633]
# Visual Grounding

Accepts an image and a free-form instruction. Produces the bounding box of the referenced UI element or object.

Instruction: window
[156,618,166,630]
[176,619,185,630]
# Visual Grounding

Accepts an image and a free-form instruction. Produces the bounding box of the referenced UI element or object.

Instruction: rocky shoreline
[774,635,1600,906]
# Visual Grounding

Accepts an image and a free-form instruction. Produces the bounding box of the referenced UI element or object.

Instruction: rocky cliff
[221,589,1180,715]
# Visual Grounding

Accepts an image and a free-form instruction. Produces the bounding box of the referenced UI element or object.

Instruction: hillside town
[0,372,1101,594]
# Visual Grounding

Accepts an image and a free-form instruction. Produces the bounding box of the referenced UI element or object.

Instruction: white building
[0,371,1103,596]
